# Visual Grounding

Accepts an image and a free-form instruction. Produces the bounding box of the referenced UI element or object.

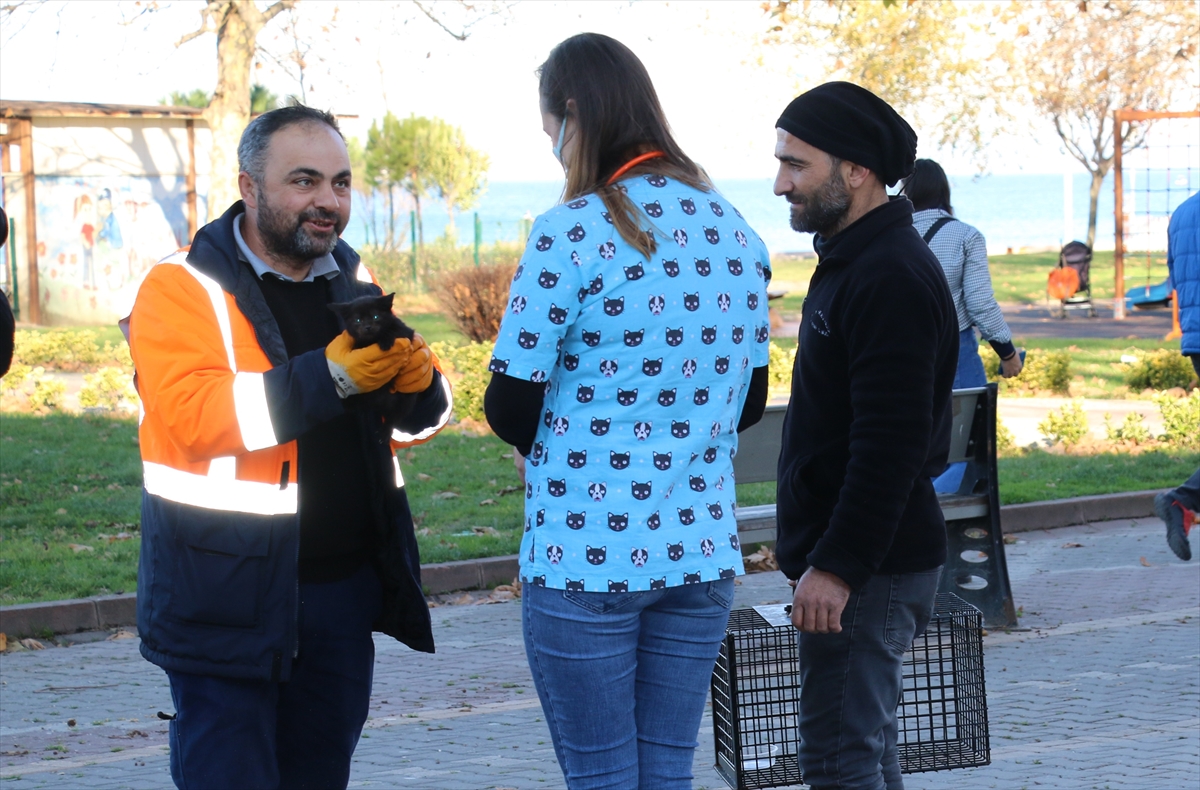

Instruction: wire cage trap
[711,593,990,790]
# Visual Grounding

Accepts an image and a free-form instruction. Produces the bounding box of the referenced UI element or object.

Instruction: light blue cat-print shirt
[491,175,772,594]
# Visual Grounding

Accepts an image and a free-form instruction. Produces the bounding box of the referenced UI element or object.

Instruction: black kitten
[328,293,419,420]
[328,292,414,350]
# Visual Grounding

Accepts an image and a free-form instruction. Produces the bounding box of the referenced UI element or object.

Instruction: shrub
[1155,389,1200,448]
[28,368,67,411]
[1103,412,1151,444]
[767,342,796,397]
[1124,348,1197,391]
[996,416,1018,455]
[1037,400,1089,446]
[13,329,131,372]
[431,340,495,425]
[985,347,1072,395]
[2,362,31,396]
[361,241,524,297]
[430,262,519,343]
[78,367,139,411]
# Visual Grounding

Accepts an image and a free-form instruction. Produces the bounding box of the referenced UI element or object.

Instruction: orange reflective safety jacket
[130,203,451,681]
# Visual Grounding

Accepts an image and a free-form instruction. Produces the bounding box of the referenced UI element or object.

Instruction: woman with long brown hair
[484,33,772,789]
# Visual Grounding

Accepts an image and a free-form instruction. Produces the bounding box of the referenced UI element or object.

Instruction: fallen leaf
[479,498,497,506]
[1061,542,1084,549]
[67,719,76,727]
[432,491,459,500]
[501,453,513,459]
[0,632,6,651]
[744,545,779,572]
[416,527,432,536]
[496,485,521,496]
[68,543,95,553]
[1139,556,1152,567]
[471,526,501,536]
[96,532,133,542]
[55,508,68,515]
[106,483,124,491]
[1045,482,1057,488]
[107,630,137,641]
[1003,535,1018,545]
[20,638,45,650]
[417,473,433,482]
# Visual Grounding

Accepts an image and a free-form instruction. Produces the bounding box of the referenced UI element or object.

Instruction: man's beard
[255,191,345,262]
[787,168,851,237]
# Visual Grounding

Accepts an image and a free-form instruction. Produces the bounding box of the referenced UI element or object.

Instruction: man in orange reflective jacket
[128,105,452,789]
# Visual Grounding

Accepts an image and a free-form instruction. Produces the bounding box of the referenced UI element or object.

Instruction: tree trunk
[415,194,424,249]
[1085,166,1107,251]
[197,1,295,215]
[387,185,396,251]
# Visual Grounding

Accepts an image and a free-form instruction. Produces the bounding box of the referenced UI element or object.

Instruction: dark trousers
[166,563,381,790]
[1174,356,1200,511]
[797,568,942,790]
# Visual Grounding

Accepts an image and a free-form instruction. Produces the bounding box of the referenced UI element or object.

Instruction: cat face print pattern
[493,176,772,593]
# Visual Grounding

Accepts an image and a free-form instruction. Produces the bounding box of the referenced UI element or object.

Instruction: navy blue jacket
[1168,191,1200,356]
[134,203,449,681]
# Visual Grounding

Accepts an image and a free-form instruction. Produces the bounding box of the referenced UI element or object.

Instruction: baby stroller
[1048,240,1096,318]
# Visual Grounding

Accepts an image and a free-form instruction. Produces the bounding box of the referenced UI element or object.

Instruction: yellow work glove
[325,331,411,398]
[390,333,435,394]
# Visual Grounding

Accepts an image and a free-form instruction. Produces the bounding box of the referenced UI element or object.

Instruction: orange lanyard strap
[606,151,666,186]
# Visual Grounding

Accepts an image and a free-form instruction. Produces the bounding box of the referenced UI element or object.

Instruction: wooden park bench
[732,384,1017,628]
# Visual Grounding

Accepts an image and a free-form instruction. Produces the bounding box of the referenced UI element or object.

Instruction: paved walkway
[1,518,1197,790]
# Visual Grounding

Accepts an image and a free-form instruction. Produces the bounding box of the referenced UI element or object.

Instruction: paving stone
[0,518,1196,789]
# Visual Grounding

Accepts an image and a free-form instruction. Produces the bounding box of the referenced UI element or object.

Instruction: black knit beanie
[776,82,918,187]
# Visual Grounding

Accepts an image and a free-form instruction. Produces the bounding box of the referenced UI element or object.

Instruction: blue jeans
[934,328,988,494]
[522,579,736,789]
[797,568,943,790]
[953,327,988,389]
[166,563,381,790]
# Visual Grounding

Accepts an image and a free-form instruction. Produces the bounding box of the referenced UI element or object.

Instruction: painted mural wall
[29,117,211,325]
[35,175,207,324]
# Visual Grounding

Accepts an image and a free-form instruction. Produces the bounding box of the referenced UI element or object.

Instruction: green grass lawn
[2,412,1195,605]
[1000,337,1183,398]
[767,250,1173,316]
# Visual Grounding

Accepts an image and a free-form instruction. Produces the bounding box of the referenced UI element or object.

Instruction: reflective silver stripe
[182,263,237,374]
[143,461,297,515]
[356,263,374,283]
[232,372,278,451]
[390,373,454,444]
[392,455,405,488]
[178,263,278,452]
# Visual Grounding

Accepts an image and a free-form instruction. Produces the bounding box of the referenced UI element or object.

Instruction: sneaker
[1155,492,1195,561]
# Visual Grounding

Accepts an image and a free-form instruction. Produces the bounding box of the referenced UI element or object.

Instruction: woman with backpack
[484,32,772,789]
[903,160,1022,390]
[903,159,1022,493]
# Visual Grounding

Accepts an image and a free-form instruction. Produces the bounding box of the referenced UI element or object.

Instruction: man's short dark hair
[902,159,953,215]
[237,105,343,184]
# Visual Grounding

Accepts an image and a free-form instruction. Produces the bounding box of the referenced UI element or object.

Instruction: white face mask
[552,117,568,167]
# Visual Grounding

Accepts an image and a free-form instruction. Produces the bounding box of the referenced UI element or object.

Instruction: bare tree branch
[411,0,467,40]
[261,0,297,26]
[174,0,217,48]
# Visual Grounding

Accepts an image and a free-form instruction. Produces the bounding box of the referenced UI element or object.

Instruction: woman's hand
[1000,350,1024,379]
[512,448,527,485]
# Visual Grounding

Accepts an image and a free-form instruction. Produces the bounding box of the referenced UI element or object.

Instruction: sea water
[345,170,1199,256]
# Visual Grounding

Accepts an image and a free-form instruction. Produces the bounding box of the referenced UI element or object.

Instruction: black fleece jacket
[775,197,956,590]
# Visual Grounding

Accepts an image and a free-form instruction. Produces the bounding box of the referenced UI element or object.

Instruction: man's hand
[390,333,435,394]
[790,567,852,634]
[512,447,527,485]
[326,331,410,399]
[1000,350,1024,379]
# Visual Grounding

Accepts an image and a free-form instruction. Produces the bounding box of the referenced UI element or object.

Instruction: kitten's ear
[381,293,396,311]
[327,301,350,317]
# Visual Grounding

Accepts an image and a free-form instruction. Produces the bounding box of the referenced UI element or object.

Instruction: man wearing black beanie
[772,82,957,790]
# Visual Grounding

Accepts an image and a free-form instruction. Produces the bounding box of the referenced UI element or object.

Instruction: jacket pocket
[173,516,271,629]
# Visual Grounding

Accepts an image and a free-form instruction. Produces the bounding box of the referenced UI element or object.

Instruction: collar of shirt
[233,212,340,283]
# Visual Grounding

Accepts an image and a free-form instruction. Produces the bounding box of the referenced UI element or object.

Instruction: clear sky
[1,0,1096,181]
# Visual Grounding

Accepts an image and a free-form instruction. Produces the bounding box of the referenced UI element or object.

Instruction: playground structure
[1112,108,1199,330]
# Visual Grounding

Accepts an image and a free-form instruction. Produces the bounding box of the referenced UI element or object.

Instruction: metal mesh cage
[712,593,989,789]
